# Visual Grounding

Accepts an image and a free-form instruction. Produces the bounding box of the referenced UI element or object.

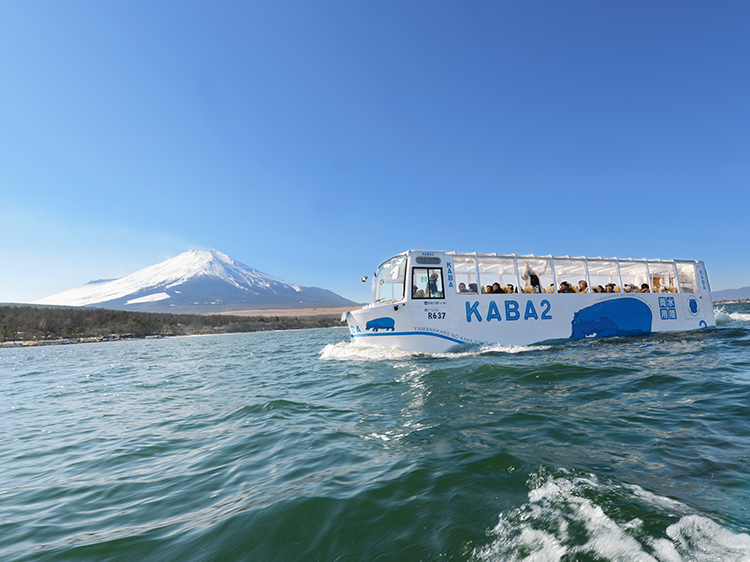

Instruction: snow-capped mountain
[34,249,357,313]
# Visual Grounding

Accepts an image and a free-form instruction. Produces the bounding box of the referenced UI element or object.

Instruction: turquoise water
[2,304,749,561]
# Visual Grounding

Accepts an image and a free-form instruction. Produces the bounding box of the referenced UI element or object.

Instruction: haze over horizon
[2,2,749,304]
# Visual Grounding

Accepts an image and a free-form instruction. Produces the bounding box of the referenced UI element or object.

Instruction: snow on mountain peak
[34,249,301,307]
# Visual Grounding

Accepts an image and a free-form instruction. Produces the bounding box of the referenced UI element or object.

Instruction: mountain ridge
[34,249,357,314]
[712,286,750,301]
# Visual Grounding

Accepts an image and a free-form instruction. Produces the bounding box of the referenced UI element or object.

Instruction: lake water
[2,303,749,561]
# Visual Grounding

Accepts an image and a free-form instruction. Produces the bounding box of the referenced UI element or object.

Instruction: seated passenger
[485,285,494,294]
[505,284,516,294]
[468,283,478,293]
[578,280,588,293]
[414,289,425,298]
[640,283,650,293]
[559,281,575,293]
[492,282,504,294]
[458,282,468,293]
[605,283,615,293]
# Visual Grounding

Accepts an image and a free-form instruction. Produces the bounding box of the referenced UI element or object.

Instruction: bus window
[619,261,649,293]
[453,255,478,293]
[374,255,406,303]
[648,261,678,293]
[478,256,517,293]
[676,262,698,293]
[587,260,621,293]
[412,268,444,299]
[518,257,553,294]
[553,258,589,293]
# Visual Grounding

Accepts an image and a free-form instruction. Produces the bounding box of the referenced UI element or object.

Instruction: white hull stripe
[351,331,466,344]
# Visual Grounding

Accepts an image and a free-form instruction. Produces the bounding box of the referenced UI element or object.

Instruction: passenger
[624,283,637,293]
[428,273,443,297]
[559,281,575,293]
[468,283,478,293]
[506,284,516,294]
[414,289,425,298]
[521,260,546,293]
[605,283,615,293]
[492,282,504,294]
[640,283,650,293]
[458,282,468,293]
[485,285,494,294]
[594,285,605,293]
[578,280,588,293]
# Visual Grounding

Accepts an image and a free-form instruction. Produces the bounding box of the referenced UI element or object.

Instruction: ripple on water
[1,318,749,561]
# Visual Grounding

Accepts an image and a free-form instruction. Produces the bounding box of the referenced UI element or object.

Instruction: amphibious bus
[341,250,715,353]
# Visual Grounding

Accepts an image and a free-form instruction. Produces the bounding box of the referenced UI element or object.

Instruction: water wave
[477,343,552,355]
[473,468,750,562]
[319,340,548,361]
[319,341,422,361]
[714,305,750,325]
[4,327,749,561]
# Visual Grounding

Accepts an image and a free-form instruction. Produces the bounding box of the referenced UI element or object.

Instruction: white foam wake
[478,343,552,354]
[714,305,750,325]
[319,341,548,361]
[473,470,750,562]
[319,341,421,361]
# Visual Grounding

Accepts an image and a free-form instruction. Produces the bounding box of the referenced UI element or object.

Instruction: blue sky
[1,1,748,304]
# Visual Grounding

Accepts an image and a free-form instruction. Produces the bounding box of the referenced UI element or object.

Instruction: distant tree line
[0,305,342,342]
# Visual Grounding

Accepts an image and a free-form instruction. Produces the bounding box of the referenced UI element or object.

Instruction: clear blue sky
[2,1,748,304]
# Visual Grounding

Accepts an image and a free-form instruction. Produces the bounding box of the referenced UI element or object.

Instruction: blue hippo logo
[366,317,395,332]
[571,299,652,339]
[688,297,699,315]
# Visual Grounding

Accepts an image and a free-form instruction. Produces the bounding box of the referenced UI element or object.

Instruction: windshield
[374,255,407,303]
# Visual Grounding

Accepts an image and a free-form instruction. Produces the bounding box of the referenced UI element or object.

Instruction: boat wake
[320,341,421,361]
[319,341,548,361]
[475,343,552,355]
[714,305,750,325]
[473,468,750,562]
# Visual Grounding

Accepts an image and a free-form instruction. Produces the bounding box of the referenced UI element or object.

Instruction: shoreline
[0,304,349,349]
[1,325,351,349]
[215,306,361,317]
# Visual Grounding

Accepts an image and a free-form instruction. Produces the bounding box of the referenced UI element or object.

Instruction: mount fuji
[33,249,358,314]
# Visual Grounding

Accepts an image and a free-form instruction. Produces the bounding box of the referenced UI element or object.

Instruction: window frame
[411,267,445,300]
[373,255,407,304]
